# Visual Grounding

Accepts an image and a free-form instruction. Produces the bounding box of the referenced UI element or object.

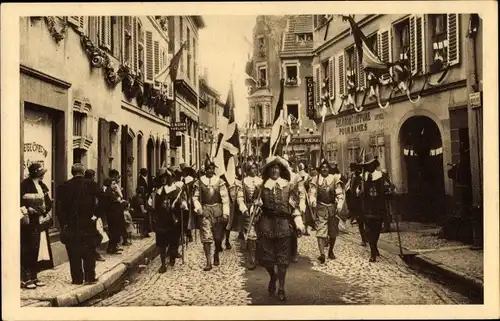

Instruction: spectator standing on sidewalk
[360,153,385,263]
[84,169,105,262]
[101,175,127,254]
[130,186,151,237]
[20,163,53,289]
[56,163,101,285]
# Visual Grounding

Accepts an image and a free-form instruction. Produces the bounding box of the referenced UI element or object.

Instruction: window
[284,64,298,86]
[187,28,191,79]
[367,33,378,55]
[430,14,448,66]
[394,18,411,61]
[257,36,265,56]
[123,17,132,65]
[73,112,84,137]
[257,65,267,87]
[345,47,356,77]
[296,33,313,42]
[138,45,144,81]
[321,60,329,89]
[286,104,299,122]
[193,37,197,83]
[179,17,184,72]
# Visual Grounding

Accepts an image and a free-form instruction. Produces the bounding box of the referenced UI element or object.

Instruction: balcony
[285,78,298,87]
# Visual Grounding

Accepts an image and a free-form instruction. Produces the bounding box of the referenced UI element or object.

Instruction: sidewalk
[344,221,483,295]
[21,233,157,307]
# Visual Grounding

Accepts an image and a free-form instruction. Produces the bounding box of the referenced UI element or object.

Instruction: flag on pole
[222,81,240,156]
[268,79,285,158]
[168,41,186,82]
[342,15,390,72]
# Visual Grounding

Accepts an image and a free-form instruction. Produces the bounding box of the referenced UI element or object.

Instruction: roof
[248,88,273,99]
[281,15,314,57]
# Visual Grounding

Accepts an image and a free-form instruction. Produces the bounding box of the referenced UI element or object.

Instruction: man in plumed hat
[255,156,306,301]
[359,153,385,262]
[192,156,230,271]
[345,160,367,246]
[308,158,345,263]
[152,167,188,273]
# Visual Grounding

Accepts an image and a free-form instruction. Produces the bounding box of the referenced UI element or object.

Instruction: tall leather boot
[246,240,257,270]
[214,241,221,266]
[203,243,212,271]
[328,237,336,260]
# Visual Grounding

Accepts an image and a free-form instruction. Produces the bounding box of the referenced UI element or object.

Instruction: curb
[409,254,484,295]
[52,241,157,307]
[342,228,484,297]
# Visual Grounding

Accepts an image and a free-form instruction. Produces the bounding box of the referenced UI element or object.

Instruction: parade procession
[13,11,488,309]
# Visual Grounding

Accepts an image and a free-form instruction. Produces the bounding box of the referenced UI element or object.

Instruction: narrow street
[93,232,470,306]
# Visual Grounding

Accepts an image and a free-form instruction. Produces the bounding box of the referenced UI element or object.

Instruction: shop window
[285,64,298,86]
[394,18,411,61]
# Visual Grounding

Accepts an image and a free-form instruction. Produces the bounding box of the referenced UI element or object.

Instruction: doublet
[362,170,385,219]
[198,176,223,205]
[309,174,343,206]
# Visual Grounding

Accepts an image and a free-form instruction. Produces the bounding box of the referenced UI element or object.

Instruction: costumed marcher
[308,158,345,263]
[237,161,263,270]
[345,161,367,246]
[192,157,230,271]
[152,168,187,273]
[20,163,54,289]
[57,163,101,285]
[181,165,197,243]
[224,166,243,250]
[360,153,385,262]
[256,156,306,301]
[297,163,313,236]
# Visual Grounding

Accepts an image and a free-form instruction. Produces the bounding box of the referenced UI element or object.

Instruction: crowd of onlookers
[20,163,156,289]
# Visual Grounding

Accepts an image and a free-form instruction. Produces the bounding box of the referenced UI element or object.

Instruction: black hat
[317,158,332,170]
[204,154,217,169]
[109,169,121,180]
[28,163,47,178]
[182,165,198,178]
[361,152,379,166]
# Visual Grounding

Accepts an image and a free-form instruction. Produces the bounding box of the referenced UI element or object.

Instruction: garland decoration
[392,52,420,104]
[33,17,68,43]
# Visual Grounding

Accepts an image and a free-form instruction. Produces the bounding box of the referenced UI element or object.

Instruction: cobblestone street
[94,231,471,306]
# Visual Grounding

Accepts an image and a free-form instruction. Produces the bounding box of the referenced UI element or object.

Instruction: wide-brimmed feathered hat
[156,167,172,179]
[182,164,198,178]
[361,152,379,167]
[261,156,291,181]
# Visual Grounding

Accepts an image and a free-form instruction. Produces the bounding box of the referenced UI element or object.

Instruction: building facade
[20,16,205,262]
[312,14,483,222]
[198,69,221,160]
[279,15,321,167]
[244,15,288,159]
[166,16,205,169]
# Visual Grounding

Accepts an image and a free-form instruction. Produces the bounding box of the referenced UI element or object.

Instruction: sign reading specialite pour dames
[335,111,375,135]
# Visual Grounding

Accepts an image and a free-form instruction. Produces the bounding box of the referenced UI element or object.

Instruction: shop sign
[469,92,482,109]
[169,122,187,132]
[290,136,321,145]
[305,77,315,118]
[335,111,373,135]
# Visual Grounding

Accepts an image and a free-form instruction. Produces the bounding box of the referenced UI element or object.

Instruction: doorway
[147,138,155,179]
[399,116,445,221]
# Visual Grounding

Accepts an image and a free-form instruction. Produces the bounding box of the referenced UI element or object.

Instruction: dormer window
[296,33,313,42]
[257,35,266,57]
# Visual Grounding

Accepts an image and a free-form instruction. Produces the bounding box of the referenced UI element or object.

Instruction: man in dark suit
[57,163,101,285]
[137,168,151,197]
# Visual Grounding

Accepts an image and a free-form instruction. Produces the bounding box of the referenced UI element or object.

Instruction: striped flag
[268,78,285,158]
[342,15,389,72]
[222,81,240,156]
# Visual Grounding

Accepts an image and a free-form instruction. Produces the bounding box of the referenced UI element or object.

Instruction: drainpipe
[466,14,483,250]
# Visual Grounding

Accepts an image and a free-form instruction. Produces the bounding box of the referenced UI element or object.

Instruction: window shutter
[410,15,426,75]
[328,56,335,98]
[133,17,138,74]
[145,31,154,83]
[68,16,80,26]
[314,65,321,106]
[447,14,460,66]
[154,40,160,76]
[337,53,345,97]
[378,28,392,63]
[100,16,111,49]
[355,48,366,89]
[88,17,99,45]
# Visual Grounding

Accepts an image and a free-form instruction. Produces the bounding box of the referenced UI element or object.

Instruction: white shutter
[132,17,138,75]
[100,16,111,49]
[154,40,160,76]
[167,54,174,100]
[447,14,460,66]
[328,56,335,98]
[337,53,345,97]
[314,65,321,106]
[378,28,392,80]
[410,15,427,75]
[145,31,154,83]
[355,47,366,89]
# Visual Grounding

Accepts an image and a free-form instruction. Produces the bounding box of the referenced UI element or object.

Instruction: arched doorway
[399,116,445,221]
[147,138,155,178]
[160,140,167,168]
